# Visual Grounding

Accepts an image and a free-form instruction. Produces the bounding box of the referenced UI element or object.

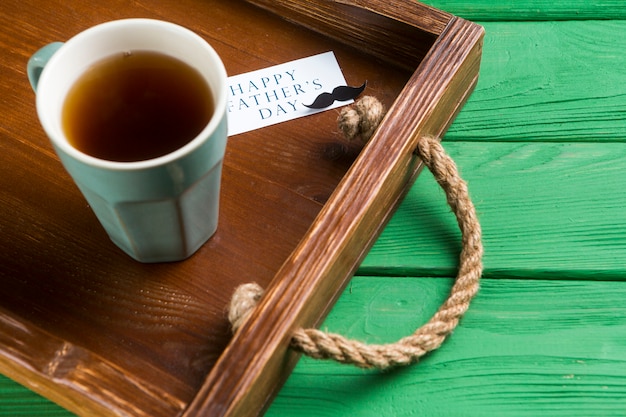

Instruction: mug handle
[27,42,64,92]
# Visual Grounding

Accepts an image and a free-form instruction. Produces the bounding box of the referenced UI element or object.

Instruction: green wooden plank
[424,0,626,21]
[268,276,626,417]
[0,375,70,416]
[360,141,626,280]
[444,21,626,142]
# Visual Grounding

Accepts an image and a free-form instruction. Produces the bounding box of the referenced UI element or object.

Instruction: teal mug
[28,19,228,263]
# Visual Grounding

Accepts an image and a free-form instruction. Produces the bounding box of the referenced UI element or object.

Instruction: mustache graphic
[304,82,367,109]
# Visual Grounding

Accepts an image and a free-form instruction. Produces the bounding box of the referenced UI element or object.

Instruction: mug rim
[36,18,228,172]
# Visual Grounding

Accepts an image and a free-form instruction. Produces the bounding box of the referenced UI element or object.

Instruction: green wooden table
[2,0,626,415]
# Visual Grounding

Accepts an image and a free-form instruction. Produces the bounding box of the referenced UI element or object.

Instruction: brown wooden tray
[0,0,483,416]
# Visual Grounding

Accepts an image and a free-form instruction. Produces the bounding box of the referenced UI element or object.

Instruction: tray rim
[183,1,485,417]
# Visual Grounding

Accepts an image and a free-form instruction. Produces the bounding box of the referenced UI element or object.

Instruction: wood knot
[337,96,385,142]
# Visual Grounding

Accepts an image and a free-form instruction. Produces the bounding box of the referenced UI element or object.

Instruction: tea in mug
[62,50,214,162]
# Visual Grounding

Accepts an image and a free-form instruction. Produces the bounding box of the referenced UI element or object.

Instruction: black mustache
[303,82,367,109]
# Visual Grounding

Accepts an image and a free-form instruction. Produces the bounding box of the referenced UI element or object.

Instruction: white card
[226,51,350,136]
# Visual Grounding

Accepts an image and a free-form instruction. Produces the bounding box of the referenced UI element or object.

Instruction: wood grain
[359,19,626,278]
[0,0,482,416]
[0,375,69,416]
[183,8,483,417]
[3,0,626,416]
[267,276,626,417]
[0,0,407,415]
[424,0,626,20]
[6,275,626,416]
[444,21,626,142]
[362,141,626,279]
[245,0,448,70]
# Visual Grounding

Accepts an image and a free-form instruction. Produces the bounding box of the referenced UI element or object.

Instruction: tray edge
[183,10,485,417]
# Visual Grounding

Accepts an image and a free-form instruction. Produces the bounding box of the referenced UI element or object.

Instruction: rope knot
[228,283,264,332]
[337,95,385,142]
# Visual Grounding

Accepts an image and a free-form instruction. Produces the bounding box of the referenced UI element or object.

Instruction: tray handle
[229,97,483,369]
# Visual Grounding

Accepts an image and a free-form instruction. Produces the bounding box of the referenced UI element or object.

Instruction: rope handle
[228,97,483,370]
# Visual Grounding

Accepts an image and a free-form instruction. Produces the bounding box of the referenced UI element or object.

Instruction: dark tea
[62,50,213,162]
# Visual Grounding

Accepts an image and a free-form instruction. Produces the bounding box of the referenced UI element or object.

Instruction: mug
[28,19,228,263]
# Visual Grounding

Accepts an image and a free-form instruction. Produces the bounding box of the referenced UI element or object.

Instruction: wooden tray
[0,0,483,416]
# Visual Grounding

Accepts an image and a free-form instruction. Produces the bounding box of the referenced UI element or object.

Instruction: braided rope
[228,97,483,370]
